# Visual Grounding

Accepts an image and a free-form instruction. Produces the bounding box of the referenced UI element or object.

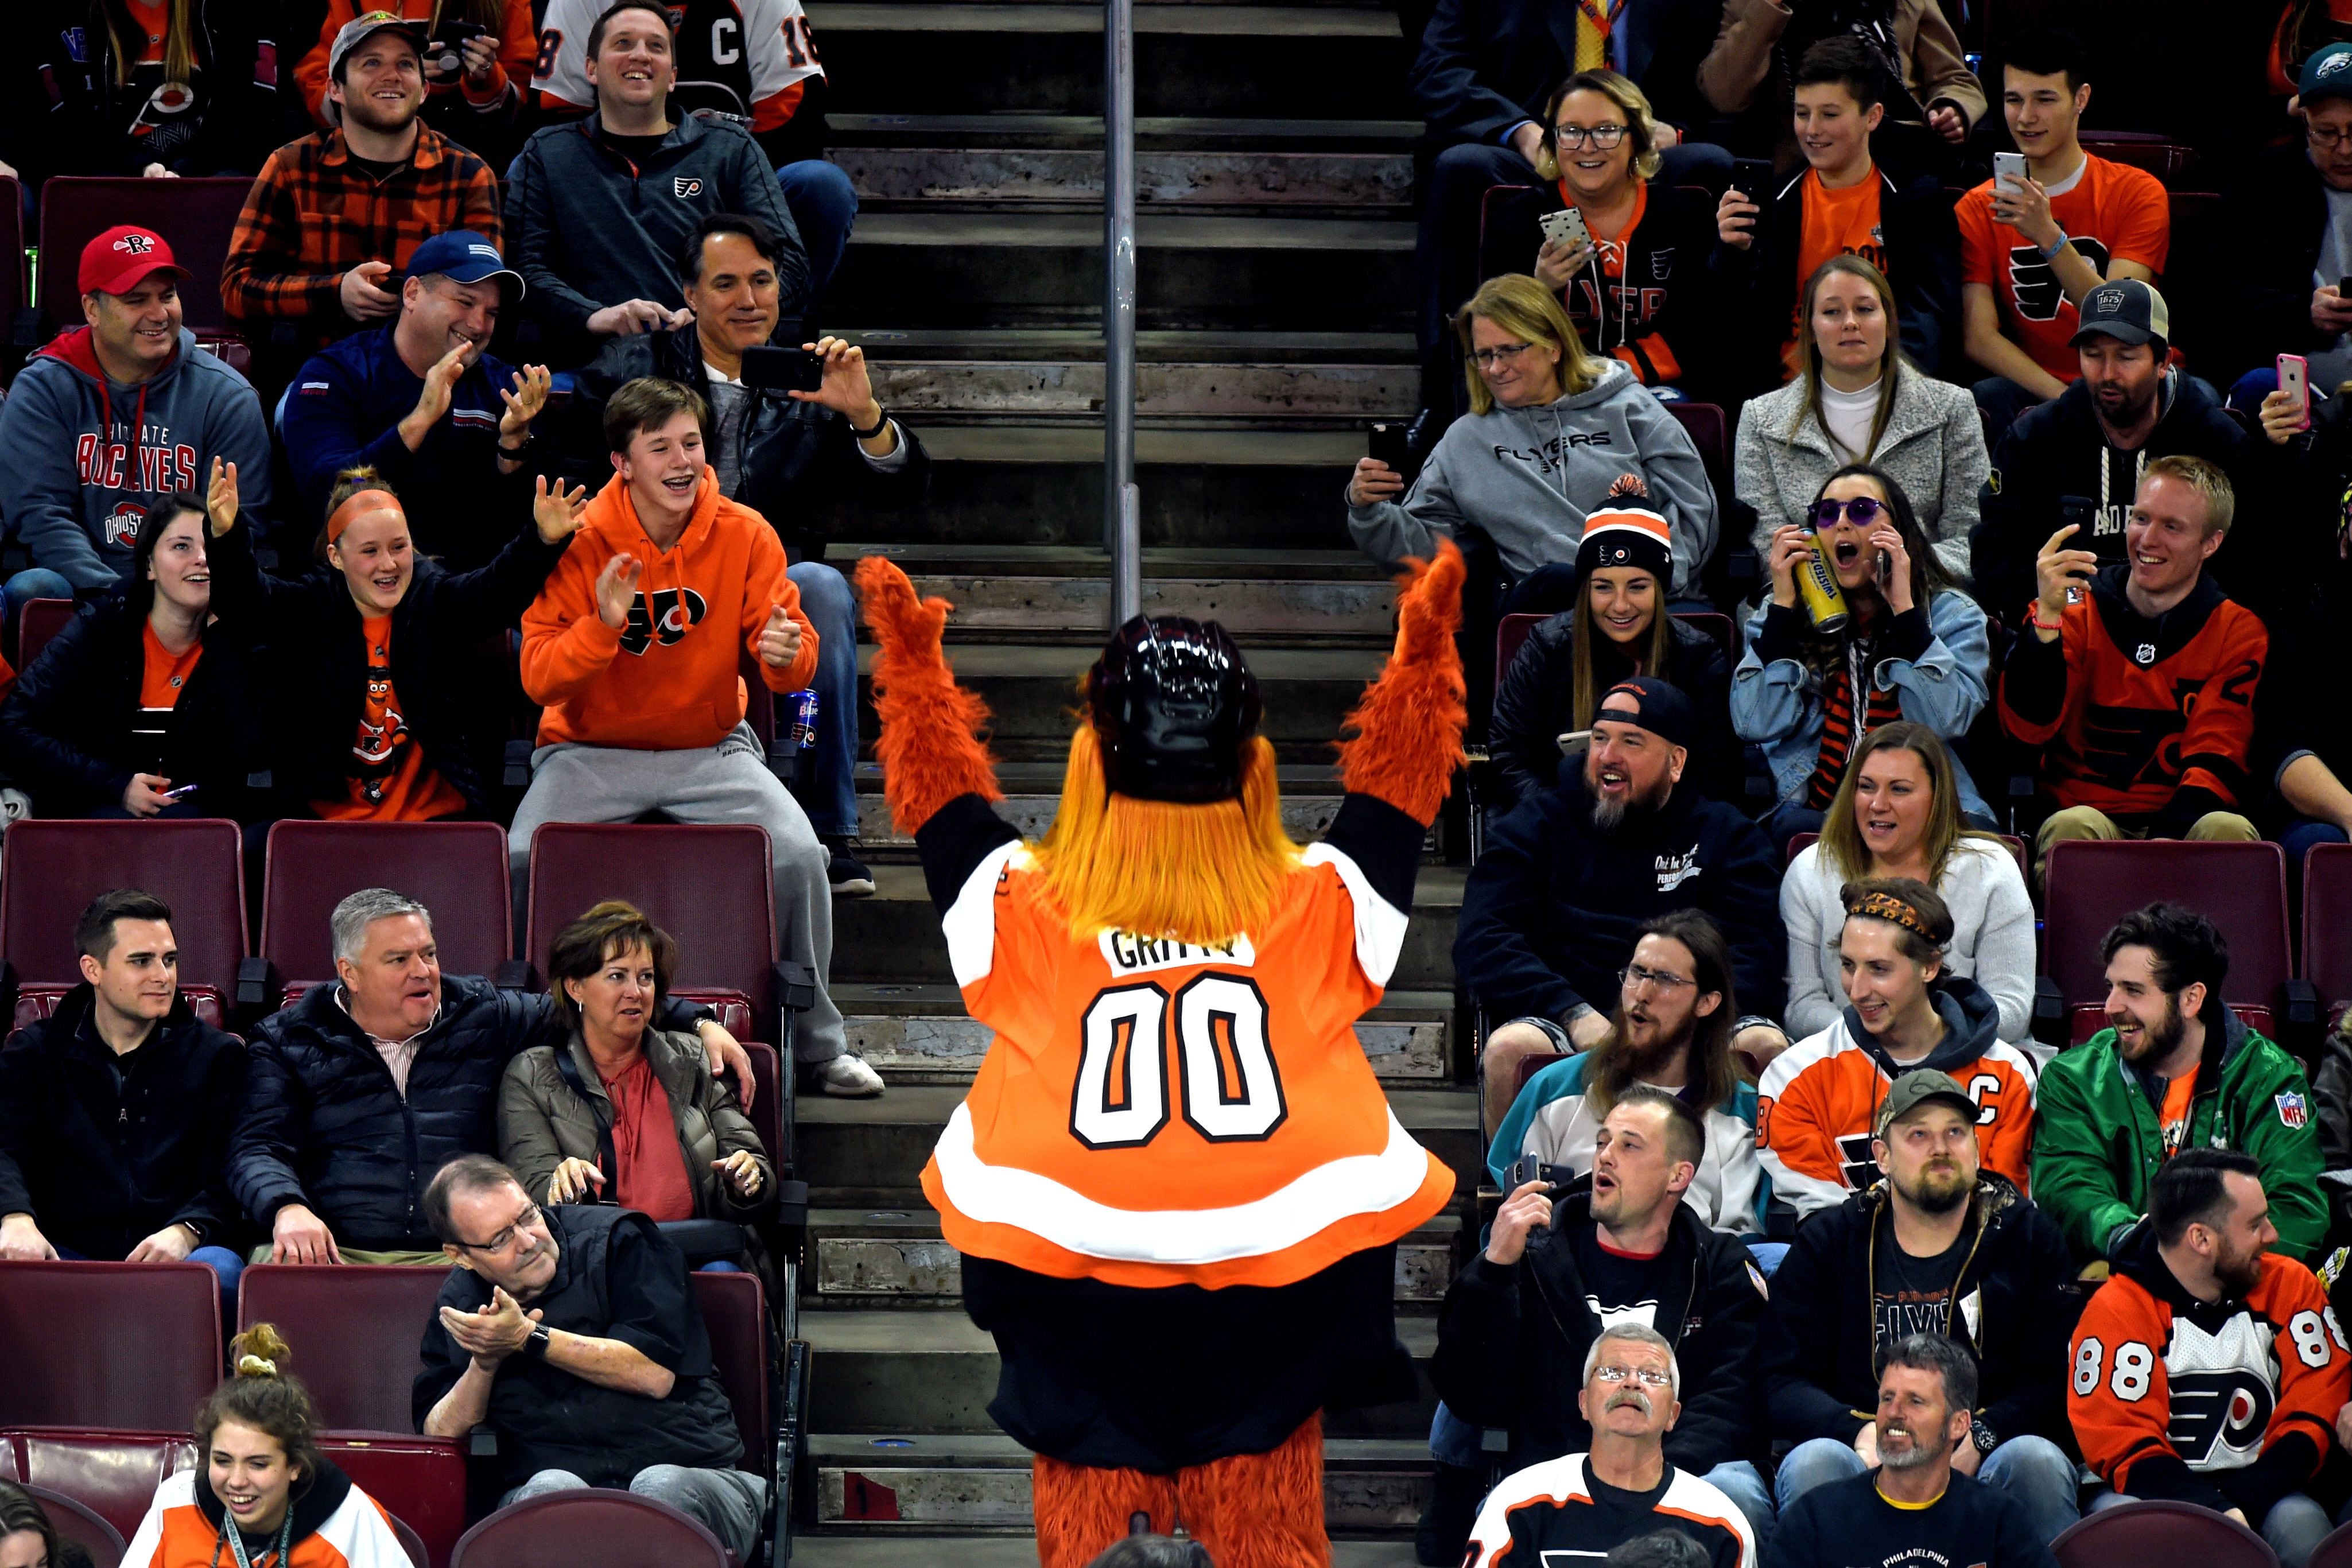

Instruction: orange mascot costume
[855,542,1468,1568]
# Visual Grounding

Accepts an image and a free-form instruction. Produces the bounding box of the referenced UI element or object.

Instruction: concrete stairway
[793,0,1465,1550]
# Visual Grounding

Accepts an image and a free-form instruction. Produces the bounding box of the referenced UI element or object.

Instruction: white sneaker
[815,1054,886,1097]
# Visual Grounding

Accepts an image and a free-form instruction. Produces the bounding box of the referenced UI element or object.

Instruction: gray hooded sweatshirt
[0,325,271,593]
[1346,361,1717,593]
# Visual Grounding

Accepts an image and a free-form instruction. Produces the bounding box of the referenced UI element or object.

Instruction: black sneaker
[827,845,876,897]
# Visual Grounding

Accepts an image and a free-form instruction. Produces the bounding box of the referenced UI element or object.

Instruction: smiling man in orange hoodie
[509,376,880,1096]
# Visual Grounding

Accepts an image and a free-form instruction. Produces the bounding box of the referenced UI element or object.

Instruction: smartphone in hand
[1993,151,2028,193]
[1368,422,1411,472]
[740,345,826,393]
[1729,158,1775,200]
[2057,495,2094,603]
[1539,206,1592,255]
[1509,1152,1549,1193]
[2281,353,2312,432]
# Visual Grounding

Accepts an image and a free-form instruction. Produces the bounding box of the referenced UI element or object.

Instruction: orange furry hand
[854,555,1002,833]
[1334,538,1468,826]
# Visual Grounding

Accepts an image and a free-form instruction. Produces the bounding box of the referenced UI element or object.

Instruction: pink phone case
[2281,354,2312,432]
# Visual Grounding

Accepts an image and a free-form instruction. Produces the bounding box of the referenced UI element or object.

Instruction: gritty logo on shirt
[673,176,704,199]
[618,587,709,655]
[1654,843,1700,892]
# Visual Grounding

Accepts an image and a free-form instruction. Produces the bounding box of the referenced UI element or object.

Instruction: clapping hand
[532,475,590,544]
[594,553,644,631]
[500,364,553,440]
[207,456,239,537]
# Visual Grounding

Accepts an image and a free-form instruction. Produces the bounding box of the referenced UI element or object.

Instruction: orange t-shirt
[135,624,201,777]
[2159,1072,2198,1160]
[1957,153,2172,383]
[1785,167,1888,374]
[126,0,171,63]
[315,615,467,822]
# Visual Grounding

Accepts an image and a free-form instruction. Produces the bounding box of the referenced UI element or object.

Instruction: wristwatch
[522,1325,552,1361]
[1970,1416,1997,1455]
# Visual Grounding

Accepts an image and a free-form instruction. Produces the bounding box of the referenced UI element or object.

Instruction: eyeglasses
[1619,964,1697,993]
[1810,496,1887,527]
[1592,1364,1674,1388]
[454,1202,544,1255]
[2310,125,2352,149]
[1466,341,1539,369]
[1552,123,1629,150]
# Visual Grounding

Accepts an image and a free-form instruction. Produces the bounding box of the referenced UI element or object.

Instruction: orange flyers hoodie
[522,468,818,750]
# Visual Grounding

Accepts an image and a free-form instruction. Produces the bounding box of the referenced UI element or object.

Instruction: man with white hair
[227,887,752,1264]
[1465,1321,1759,1567]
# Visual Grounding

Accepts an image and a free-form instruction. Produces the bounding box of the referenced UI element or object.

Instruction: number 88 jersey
[917,795,1458,1291]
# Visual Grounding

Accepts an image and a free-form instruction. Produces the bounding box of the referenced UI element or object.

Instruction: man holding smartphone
[2219,44,2352,393]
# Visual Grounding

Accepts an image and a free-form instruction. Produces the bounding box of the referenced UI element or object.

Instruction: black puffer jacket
[1761,1173,2083,1449]
[1489,610,1736,808]
[226,976,713,1251]
[0,592,268,819]
[204,513,566,816]
[572,321,933,561]
[1433,1177,1768,1474]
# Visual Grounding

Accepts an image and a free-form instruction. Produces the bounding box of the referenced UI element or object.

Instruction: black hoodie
[1761,1173,2082,1450]
[1433,1175,1769,1474]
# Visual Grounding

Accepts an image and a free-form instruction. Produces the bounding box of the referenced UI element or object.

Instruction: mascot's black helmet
[1087,616,1262,803]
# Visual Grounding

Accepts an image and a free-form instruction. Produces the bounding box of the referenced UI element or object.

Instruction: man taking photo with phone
[2221,44,2352,394]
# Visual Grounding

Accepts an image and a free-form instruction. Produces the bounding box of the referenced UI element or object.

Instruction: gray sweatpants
[508,724,845,1063]
[501,1465,766,1555]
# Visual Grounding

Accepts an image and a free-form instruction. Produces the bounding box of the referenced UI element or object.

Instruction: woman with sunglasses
[1734,255,1986,583]
[1478,71,1720,395]
[1732,463,1993,852]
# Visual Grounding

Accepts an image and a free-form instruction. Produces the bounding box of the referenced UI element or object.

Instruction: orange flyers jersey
[919,836,1457,1290]
[2070,1252,2351,1490]
[125,1471,410,1568]
[1756,1008,2039,1217]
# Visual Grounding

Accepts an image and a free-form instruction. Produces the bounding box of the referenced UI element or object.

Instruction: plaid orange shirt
[221,125,502,337]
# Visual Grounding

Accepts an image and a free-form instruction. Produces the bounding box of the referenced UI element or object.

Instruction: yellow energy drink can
[1798,528,1850,632]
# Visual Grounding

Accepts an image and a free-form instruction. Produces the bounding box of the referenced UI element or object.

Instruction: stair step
[830,114,1423,152]
[838,981,1454,1082]
[836,542,1393,576]
[798,1079,1480,1206]
[835,145,1412,210]
[789,1536,1426,1563]
[829,213,1412,331]
[812,1434,1434,1531]
[848,571,1396,643]
[808,1204,1459,1303]
[801,1306,1441,1437]
[841,328,1417,363]
[860,358,1417,424]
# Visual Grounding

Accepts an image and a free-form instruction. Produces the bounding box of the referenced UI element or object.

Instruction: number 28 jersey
[917,795,1458,1291]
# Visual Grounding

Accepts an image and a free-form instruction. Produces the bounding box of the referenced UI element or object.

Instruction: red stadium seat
[2303,844,2352,1026]
[258,821,513,999]
[2311,1517,2352,1567]
[0,176,24,329]
[2079,131,2200,188]
[1663,401,1730,487]
[36,177,252,335]
[390,1514,430,1568]
[1513,1049,1567,1093]
[16,599,75,670]
[2053,1499,2277,1568]
[1495,612,1546,688]
[319,1435,467,1568]
[16,1481,126,1567]
[0,818,247,1022]
[692,1269,771,1477]
[0,1262,220,1431]
[0,1430,195,1543]
[449,1491,733,1568]
[1474,184,1539,280]
[236,1264,453,1433]
[2039,840,2292,1046]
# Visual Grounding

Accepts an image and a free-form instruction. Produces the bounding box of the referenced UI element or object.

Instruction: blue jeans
[1780,1435,2077,1544]
[2090,1487,2346,1568]
[59,1242,243,1325]
[777,159,859,302]
[2282,817,2348,864]
[785,560,859,839]
[5,568,76,622]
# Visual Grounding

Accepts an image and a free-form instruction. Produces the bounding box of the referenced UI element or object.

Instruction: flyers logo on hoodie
[619,587,709,655]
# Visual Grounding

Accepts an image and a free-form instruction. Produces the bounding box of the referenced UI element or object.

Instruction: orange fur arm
[855,555,1003,835]
[1333,537,1468,826]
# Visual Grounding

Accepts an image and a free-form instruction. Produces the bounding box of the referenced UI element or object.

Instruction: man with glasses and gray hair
[1462,1321,1759,1567]
[227,888,753,1266]
[415,1153,765,1555]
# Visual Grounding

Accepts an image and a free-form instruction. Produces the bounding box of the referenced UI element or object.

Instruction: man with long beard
[1764,1071,2082,1544]
[2035,903,2326,1264]
[2070,1150,2352,1568]
[1458,677,1784,1134]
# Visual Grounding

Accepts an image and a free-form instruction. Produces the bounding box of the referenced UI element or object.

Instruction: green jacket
[2032,1010,2326,1263]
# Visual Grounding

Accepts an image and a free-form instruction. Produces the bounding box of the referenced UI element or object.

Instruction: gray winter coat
[1733,367,1988,585]
[1346,361,1717,593]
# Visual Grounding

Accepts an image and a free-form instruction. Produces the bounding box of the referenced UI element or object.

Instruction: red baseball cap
[79,226,191,297]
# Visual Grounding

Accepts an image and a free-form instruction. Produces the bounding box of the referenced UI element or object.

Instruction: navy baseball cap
[2303,42,2352,104]
[2069,277,2169,349]
[404,231,525,299]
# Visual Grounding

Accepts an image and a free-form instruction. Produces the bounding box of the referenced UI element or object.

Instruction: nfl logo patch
[2279,1092,2310,1130]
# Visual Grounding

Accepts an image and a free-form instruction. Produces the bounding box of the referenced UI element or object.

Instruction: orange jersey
[2071,1243,2350,1493]
[920,827,1456,1291]
[1957,154,2171,383]
[314,614,466,822]
[1786,168,1888,372]
[124,1469,410,1568]
[1756,984,2040,1216]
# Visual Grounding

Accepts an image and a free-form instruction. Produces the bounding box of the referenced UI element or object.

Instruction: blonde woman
[1734,255,1987,583]
[1348,273,1717,604]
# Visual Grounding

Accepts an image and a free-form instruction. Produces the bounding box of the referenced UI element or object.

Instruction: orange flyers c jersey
[1756,1014,2040,1217]
[918,839,1458,1290]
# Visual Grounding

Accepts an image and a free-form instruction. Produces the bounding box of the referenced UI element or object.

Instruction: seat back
[0,177,24,328]
[0,819,247,1002]
[2308,1517,2352,1568]
[525,824,778,1026]
[1786,830,2029,879]
[2304,843,2352,1008]
[1672,610,1736,667]
[390,1513,430,1568]
[17,1482,126,1568]
[2079,131,2199,186]
[0,1262,220,1430]
[2053,1499,2278,1568]
[236,1264,455,1433]
[17,599,76,670]
[2043,840,2291,1018]
[1663,401,1730,488]
[260,821,513,986]
[1495,611,1548,687]
[692,1268,771,1476]
[36,177,252,334]
[1475,183,1539,281]
[0,1430,196,1543]
[449,1489,733,1568]
[319,1434,467,1568]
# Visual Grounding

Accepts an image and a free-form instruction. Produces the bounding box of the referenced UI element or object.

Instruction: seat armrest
[2032,976,2066,1049]
[773,961,816,1013]
[236,956,275,1011]
[503,738,533,789]
[494,960,535,992]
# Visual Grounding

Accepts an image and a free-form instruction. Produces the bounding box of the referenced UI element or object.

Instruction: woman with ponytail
[122,1324,410,1567]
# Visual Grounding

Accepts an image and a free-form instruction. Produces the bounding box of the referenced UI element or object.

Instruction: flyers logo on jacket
[619,587,709,655]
